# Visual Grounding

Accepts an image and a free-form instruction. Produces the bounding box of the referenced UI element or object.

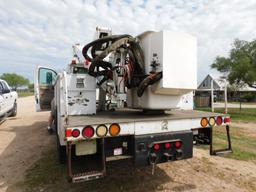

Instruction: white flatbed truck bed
[67,109,223,126]
[61,109,232,182]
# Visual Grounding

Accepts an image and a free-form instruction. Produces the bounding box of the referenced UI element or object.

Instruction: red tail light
[216,116,223,125]
[153,144,160,150]
[82,126,94,138]
[165,143,171,149]
[175,141,182,149]
[71,59,76,64]
[65,129,72,137]
[224,117,231,123]
[72,129,80,138]
[85,59,90,65]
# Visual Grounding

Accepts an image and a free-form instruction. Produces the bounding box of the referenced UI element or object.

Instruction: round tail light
[209,117,216,126]
[175,141,182,149]
[153,144,160,150]
[200,117,208,128]
[82,126,94,138]
[224,117,231,123]
[216,116,223,126]
[109,123,120,136]
[72,129,80,138]
[165,143,171,149]
[96,124,108,137]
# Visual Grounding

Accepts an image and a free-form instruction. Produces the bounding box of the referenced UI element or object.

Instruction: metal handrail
[63,71,69,123]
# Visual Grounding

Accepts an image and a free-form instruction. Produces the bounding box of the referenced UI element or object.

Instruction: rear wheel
[10,101,17,117]
[57,135,66,164]
[55,109,66,164]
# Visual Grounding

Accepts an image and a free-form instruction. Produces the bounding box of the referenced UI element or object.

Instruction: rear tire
[57,135,66,164]
[10,101,17,117]
[55,109,66,164]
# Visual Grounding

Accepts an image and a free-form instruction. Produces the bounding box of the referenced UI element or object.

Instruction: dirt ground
[0,96,256,192]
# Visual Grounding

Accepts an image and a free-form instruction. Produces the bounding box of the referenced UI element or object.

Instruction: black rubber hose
[82,34,159,95]
[83,35,134,82]
[137,72,162,97]
[88,60,112,77]
[82,34,131,61]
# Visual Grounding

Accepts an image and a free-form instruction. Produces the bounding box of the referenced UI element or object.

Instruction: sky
[0,0,256,83]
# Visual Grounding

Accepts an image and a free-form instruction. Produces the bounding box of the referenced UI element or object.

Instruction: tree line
[0,73,33,90]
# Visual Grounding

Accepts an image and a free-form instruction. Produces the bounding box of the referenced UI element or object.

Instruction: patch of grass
[198,126,256,161]
[18,149,171,192]
[230,113,256,122]
[18,92,34,97]
[218,101,256,105]
[195,107,256,122]
[16,150,66,191]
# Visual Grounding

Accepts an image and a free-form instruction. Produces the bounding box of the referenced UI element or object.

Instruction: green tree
[211,39,256,88]
[0,73,30,88]
[28,83,34,90]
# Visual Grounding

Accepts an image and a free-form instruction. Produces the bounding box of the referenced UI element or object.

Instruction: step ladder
[210,125,233,155]
[67,138,106,183]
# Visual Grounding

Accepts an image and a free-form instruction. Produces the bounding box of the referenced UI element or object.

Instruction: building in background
[195,74,256,107]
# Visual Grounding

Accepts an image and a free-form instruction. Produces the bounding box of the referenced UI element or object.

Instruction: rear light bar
[200,116,231,128]
[152,140,182,151]
[65,123,122,140]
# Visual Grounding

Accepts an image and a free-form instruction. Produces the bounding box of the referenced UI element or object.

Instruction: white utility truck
[34,27,232,183]
[0,79,17,121]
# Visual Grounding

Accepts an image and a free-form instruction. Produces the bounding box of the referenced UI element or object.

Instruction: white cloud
[0,0,255,83]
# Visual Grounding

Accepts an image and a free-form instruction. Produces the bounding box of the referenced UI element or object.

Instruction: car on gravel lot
[0,79,18,120]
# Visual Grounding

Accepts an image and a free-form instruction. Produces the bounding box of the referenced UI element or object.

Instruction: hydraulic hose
[82,34,162,96]
[137,72,162,97]
[82,35,145,86]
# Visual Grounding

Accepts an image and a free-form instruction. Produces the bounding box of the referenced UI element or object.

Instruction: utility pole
[211,79,214,112]
[224,79,228,114]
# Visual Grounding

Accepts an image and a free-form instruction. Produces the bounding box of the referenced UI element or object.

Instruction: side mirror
[3,89,10,94]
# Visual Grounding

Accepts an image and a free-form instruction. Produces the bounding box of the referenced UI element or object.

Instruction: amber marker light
[109,123,120,136]
[200,117,208,128]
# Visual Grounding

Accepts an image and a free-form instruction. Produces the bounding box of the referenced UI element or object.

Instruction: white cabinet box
[127,31,197,110]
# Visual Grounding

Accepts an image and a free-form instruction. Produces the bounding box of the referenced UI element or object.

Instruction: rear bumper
[134,130,193,167]
[66,130,194,182]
